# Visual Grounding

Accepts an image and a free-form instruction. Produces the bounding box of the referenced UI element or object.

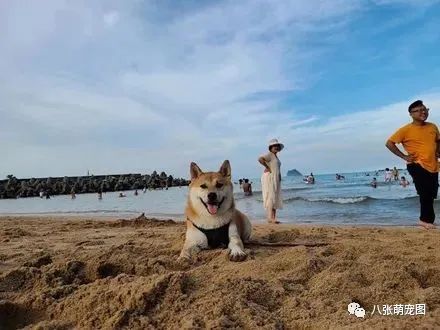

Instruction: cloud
[103,11,120,27]
[278,92,440,174]
[0,0,439,179]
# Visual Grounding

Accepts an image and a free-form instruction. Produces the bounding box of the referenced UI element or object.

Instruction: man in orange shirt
[386,100,440,229]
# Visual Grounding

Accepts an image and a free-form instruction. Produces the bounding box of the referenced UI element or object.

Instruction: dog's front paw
[177,255,190,262]
[229,247,247,262]
[177,255,191,266]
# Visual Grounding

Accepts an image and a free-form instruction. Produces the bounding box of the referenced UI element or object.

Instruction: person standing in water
[242,179,253,196]
[400,176,410,188]
[393,167,399,181]
[384,168,392,182]
[258,139,284,224]
[386,100,439,229]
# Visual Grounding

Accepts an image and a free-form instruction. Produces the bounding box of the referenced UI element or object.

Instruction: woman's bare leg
[266,209,272,223]
[272,209,280,224]
[267,209,279,224]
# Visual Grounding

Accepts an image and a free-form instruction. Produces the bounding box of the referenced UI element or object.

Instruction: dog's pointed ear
[190,162,203,180]
[219,160,231,179]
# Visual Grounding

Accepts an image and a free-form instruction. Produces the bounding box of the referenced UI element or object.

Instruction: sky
[1,0,440,179]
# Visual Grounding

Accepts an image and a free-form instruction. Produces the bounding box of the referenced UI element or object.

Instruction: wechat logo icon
[348,302,366,318]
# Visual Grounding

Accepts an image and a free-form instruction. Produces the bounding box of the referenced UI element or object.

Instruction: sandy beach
[0,215,439,329]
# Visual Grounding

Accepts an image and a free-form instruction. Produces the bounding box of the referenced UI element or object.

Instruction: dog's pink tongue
[207,204,218,214]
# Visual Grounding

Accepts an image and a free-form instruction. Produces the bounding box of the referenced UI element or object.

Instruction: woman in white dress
[258,139,284,223]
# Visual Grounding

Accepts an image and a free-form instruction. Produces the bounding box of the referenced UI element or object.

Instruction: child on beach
[371,178,377,188]
[386,100,439,229]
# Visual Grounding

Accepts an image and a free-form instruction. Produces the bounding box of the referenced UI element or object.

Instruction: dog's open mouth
[200,197,225,215]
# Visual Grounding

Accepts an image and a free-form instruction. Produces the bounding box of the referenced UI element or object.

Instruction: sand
[0,214,439,329]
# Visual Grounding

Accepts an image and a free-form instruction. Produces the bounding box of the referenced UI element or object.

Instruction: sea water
[0,171,433,226]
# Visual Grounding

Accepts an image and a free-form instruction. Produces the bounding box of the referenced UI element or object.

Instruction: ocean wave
[284,196,370,204]
[283,195,418,204]
[298,181,398,189]
[235,186,312,196]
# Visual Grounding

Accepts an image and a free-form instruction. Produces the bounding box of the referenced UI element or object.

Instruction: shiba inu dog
[179,160,252,262]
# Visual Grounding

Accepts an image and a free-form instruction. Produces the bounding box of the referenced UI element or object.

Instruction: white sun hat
[268,138,284,150]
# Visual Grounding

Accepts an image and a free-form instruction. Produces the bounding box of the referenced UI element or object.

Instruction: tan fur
[179,160,252,262]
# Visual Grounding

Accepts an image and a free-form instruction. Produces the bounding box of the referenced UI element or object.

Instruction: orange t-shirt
[388,122,440,173]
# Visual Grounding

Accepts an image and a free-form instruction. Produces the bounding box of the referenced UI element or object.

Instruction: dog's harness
[187,218,230,248]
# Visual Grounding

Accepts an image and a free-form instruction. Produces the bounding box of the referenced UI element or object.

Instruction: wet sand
[0,215,439,329]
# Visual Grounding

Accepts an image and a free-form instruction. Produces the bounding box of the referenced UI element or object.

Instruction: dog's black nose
[207,192,217,202]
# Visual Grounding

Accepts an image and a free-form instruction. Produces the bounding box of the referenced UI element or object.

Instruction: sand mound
[0,216,439,329]
[0,300,46,330]
[111,213,177,228]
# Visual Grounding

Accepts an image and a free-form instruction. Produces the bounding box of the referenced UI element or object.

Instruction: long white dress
[260,152,283,210]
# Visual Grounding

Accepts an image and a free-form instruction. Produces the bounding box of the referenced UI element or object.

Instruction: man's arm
[385,140,415,162]
[436,138,440,158]
[435,126,440,158]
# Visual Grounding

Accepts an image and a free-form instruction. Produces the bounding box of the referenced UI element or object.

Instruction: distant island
[0,172,190,199]
[287,169,302,176]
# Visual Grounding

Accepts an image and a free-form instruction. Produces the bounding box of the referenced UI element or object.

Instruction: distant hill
[287,169,302,177]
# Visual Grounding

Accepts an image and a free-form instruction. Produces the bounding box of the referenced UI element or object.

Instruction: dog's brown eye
[200,184,208,189]
[216,183,223,189]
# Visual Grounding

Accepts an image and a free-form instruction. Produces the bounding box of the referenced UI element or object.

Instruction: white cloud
[278,93,440,174]
[103,11,120,27]
[0,0,439,179]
